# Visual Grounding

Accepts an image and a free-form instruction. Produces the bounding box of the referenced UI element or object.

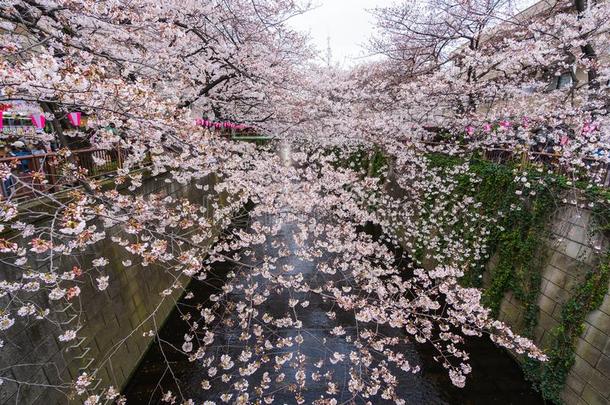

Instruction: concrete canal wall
[489,205,610,405]
[0,176,222,404]
[385,164,610,405]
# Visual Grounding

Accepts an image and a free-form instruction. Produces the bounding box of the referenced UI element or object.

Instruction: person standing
[9,140,31,172]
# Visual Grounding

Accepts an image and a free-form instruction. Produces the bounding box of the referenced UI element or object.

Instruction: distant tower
[325,35,332,68]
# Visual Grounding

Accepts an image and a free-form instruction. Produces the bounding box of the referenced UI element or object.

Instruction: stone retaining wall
[0,176,222,404]
[490,206,610,405]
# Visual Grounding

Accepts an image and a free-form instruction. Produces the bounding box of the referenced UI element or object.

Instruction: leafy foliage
[426,152,610,403]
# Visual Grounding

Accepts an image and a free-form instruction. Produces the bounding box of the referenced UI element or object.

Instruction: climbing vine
[524,255,610,404]
[586,186,610,237]
[425,153,558,326]
[328,145,389,180]
[322,145,609,404]
[425,152,610,404]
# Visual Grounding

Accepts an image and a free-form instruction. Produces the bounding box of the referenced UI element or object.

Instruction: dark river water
[123,218,543,405]
[124,144,544,404]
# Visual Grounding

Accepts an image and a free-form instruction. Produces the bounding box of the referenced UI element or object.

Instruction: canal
[123,222,543,404]
[123,144,544,404]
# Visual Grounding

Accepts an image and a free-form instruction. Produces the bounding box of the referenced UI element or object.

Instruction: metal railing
[0,147,127,199]
[482,147,610,187]
[421,141,610,187]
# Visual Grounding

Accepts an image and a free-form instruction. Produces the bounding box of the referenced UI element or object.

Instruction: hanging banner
[0,111,3,132]
[30,114,46,129]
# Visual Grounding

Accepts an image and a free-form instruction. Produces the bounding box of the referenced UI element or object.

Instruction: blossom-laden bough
[154,146,546,404]
[0,0,608,404]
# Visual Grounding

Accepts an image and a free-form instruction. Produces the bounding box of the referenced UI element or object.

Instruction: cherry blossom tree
[358,0,610,173]
[4,0,609,404]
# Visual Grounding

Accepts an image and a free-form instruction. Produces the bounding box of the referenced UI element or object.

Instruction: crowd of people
[0,138,54,197]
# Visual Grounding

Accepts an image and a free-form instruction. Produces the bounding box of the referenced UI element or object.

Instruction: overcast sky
[288,0,396,67]
[287,0,541,67]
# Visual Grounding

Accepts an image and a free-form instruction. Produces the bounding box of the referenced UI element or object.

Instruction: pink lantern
[30,114,46,129]
[67,112,81,127]
[483,123,492,133]
[465,125,475,136]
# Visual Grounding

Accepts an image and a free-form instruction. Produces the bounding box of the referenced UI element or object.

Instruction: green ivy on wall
[426,152,610,404]
[426,153,557,329]
[328,145,388,180]
[333,146,610,404]
[524,256,610,404]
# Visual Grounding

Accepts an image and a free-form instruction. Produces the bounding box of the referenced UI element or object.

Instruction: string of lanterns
[0,111,82,131]
[4,111,247,135]
[194,119,248,131]
[463,118,601,147]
